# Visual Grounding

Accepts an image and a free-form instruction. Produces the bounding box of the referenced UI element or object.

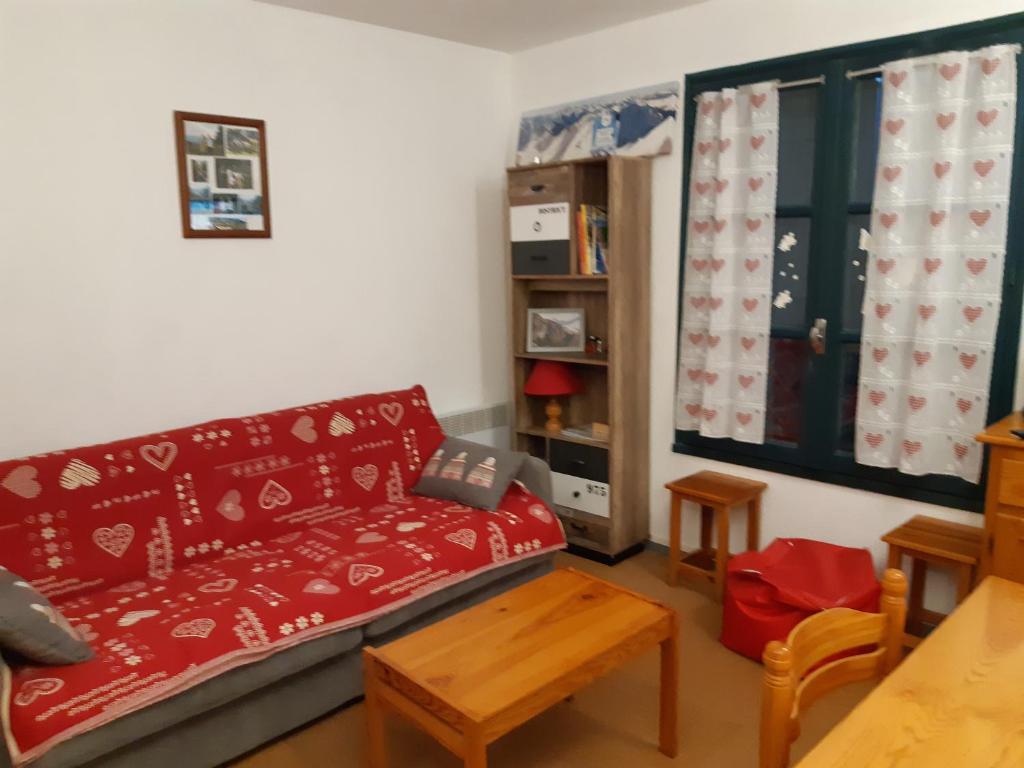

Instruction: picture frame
[174,111,272,238]
[527,308,586,353]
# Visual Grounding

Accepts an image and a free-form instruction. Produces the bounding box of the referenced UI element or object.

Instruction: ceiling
[255,0,705,52]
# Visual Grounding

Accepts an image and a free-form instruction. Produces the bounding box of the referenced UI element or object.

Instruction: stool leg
[715,506,730,602]
[746,496,761,553]
[909,558,927,635]
[886,545,901,571]
[668,494,681,586]
[700,505,713,553]
[955,564,973,604]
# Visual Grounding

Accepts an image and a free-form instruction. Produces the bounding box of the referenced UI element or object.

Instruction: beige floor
[232,550,871,767]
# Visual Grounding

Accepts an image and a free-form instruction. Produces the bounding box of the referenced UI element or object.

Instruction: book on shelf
[576,204,609,275]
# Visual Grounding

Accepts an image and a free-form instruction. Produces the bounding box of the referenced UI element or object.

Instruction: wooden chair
[759,568,908,768]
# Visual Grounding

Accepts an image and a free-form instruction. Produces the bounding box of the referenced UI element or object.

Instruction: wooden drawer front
[991,512,1024,583]
[998,459,1024,508]
[553,471,610,518]
[557,511,611,547]
[549,440,609,483]
[508,166,570,205]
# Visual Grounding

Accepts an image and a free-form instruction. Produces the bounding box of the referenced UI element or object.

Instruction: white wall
[511,0,1024,609]
[0,0,512,460]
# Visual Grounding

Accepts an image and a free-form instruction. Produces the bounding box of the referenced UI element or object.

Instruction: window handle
[809,318,827,355]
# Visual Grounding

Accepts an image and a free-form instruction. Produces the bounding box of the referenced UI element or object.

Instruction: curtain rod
[692,75,824,101]
[846,43,1023,80]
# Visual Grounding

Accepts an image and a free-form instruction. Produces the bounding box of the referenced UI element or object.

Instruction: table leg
[463,730,488,768]
[668,493,681,586]
[715,506,730,602]
[659,620,679,758]
[746,496,761,553]
[364,663,388,768]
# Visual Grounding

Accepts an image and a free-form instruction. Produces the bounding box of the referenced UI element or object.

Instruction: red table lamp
[524,361,582,432]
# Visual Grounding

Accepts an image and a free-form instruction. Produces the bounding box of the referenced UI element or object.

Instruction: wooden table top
[976,412,1024,448]
[365,568,672,723]
[664,470,767,505]
[797,576,1024,767]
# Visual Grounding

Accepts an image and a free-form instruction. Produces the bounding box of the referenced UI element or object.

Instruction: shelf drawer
[508,165,570,205]
[553,471,610,518]
[550,440,608,483]
[998,459,1024,509]
[557,511,611,548]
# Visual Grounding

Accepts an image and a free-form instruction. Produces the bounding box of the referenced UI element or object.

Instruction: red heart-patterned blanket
[0,386,566,764]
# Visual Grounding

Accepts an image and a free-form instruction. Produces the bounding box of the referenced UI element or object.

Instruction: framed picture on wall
[174,111,272,238]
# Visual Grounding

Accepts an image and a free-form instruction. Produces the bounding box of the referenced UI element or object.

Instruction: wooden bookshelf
[506,156,651,563]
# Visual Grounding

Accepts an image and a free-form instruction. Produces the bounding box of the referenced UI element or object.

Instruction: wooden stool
[665,471,767,601]
[881,514,982,648]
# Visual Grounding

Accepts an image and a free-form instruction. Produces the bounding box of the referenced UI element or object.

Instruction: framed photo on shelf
[174,111,271,238]
[527,308,586,353]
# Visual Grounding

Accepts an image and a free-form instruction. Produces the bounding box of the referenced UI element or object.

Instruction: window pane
[837,343,860,453]
[842,213,871,333]
[777,86,819,207]
[848,76,882,206]
[772,217,811,331]
[766,338,808,446]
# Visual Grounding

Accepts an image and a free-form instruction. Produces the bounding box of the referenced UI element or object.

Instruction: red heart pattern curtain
[856,45,1018,482]
[676,81,779,443]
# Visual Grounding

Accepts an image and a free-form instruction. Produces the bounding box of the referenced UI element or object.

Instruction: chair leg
[659,621,679,758]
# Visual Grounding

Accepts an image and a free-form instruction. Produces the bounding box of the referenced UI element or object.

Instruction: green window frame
[673,12,1024,511]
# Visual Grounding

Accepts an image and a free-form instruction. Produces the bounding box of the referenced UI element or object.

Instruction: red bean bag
[720,538,881,661]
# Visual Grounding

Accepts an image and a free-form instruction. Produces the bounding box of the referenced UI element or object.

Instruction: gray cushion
[0,567,92,665]
[412,436,527,511]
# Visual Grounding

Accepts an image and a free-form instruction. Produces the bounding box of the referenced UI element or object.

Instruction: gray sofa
[1,458,557,768]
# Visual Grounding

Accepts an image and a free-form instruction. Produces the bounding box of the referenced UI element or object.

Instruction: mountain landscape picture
[516,81,679,165]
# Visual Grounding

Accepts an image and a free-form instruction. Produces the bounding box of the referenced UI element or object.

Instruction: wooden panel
[796,577,1024,767]
[991,512,1024,583]
[998,458,1024,509]
[607,156,652,554]
[507,165,571,205]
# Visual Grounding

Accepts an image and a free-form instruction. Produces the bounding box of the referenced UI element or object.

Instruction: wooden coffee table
[363,567,679,767]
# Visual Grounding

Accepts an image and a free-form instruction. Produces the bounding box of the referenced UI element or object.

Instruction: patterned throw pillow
[412,437,527,511]
[0,567,93,665]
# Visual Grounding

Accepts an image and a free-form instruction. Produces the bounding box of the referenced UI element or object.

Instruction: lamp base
[544,398,563,432]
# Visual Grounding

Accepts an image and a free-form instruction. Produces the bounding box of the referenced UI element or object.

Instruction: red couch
[0,386,565,767]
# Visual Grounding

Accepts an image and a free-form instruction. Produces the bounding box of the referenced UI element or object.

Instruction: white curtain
[676,81,779,443]
[857,45,1018,482]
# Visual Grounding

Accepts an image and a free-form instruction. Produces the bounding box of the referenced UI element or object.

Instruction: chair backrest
[759,568,907,768]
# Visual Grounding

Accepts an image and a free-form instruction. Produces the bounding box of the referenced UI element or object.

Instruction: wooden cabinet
[506,157,651,563]
[977,414,1024,582]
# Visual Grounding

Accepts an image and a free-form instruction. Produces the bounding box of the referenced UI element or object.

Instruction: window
[673,13,1024,510]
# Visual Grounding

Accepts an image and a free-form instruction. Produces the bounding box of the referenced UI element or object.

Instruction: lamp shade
[523,361,582,397]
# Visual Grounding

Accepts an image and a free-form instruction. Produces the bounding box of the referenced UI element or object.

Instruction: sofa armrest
[517,455,554,509]
[0,655,15,768]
